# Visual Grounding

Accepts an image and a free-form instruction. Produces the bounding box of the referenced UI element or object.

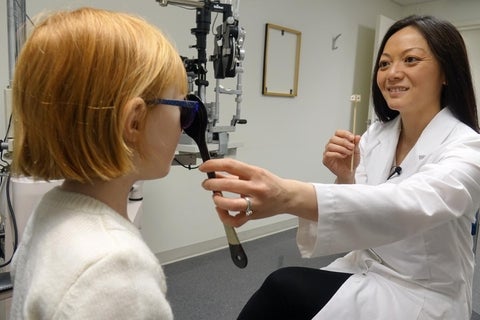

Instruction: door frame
[456,20,480,122]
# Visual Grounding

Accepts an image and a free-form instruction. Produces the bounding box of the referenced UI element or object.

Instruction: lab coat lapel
[410,108,458,166]
[363,108,458,183]
[363,118,401,184]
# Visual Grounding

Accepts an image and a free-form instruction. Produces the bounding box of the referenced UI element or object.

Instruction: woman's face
[376,26,445,119]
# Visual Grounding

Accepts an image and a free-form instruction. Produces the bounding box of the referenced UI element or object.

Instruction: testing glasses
[146,98,199,129]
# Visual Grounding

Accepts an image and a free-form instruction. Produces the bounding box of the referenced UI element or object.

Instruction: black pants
[237,267,352,320]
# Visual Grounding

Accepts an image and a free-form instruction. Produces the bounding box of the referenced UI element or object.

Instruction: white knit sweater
[9,187,173,319]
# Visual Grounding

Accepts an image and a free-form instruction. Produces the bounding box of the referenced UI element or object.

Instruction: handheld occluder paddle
[184,94,248,269]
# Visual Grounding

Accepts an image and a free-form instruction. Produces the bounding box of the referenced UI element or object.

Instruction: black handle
[228,243,248,268]
[196,137,248,269]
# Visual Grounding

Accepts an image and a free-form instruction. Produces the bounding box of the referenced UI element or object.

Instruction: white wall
[400,0,480,24]
[2,0,479,263]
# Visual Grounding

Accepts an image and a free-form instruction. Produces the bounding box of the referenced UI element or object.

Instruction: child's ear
[123,97,146,143]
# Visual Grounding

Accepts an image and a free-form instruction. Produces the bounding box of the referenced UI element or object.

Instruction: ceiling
[391,0,439,6]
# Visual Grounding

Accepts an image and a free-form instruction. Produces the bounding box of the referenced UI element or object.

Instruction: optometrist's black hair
[371,15,478,132]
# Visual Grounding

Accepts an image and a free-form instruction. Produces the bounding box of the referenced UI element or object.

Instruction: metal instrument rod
[214,79,221,125]
[157,0,204,8]
[7,0,26,85]
[235,65,243,119]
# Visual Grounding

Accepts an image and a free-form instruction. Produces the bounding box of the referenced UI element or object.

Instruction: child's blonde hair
[12,7,187,182]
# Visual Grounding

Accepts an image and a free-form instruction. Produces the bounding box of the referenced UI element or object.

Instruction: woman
[200,15,480,319]
[10,7,197,319]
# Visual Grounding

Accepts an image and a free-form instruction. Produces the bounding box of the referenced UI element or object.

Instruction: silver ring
[244,197,253,216]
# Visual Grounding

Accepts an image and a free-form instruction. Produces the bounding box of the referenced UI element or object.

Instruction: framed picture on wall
[262,23,302,97]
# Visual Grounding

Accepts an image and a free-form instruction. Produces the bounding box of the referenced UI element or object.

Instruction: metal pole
[6,0,27,85]
[157,0,204,8]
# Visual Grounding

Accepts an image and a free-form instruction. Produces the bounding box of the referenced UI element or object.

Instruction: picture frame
[262,23,302,97]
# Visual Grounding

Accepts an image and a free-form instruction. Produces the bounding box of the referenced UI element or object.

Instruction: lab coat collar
[365,108,459,183]
[399,108,460,178]
[413,107,459,159]
[363,118,400,183]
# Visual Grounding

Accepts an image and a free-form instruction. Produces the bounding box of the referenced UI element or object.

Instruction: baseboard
[157,218,298,265]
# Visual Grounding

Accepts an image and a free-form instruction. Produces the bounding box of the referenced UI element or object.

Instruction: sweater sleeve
[53,248,173,320]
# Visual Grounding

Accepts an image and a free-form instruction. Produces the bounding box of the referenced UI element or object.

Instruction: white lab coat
[297,108,480,319]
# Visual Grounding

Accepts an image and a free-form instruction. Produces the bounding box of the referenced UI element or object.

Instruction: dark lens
[180,104,197,129]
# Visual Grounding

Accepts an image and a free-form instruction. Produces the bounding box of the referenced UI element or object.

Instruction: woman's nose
[387,62,403,80]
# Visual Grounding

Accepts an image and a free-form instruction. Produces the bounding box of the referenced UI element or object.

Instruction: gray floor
[163,228,480,320]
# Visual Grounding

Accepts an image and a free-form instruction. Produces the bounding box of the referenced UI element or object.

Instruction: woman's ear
[123,97,146,143]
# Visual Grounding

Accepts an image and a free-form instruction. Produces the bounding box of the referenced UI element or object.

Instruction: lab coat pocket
[372,234,430,280]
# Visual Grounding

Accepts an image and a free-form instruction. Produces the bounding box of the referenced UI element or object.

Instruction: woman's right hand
[322,130,361,184]
[199,158,319,227]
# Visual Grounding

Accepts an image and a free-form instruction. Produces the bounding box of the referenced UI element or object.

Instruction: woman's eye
[378,61,390,70]
[404,56,420,64]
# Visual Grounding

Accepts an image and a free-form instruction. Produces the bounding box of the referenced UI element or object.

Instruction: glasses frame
[146,98,199,129]
[147,98,198,109]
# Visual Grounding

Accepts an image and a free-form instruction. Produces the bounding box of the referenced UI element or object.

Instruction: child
[10,7,195,319]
